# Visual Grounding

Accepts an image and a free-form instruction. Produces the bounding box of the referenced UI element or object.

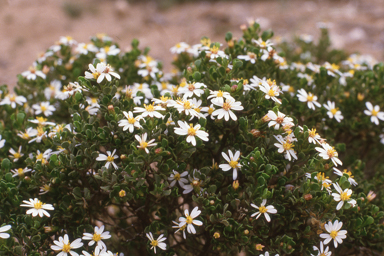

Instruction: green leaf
[193,71,201,81]
[1,158,12,171]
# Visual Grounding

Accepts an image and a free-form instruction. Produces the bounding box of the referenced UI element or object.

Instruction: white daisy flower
[133,103,165,119]
[281,82,295,96]
[174,121,209,146]
[315,143,342,166]
[311,241,331,256]
[98,63,121,83]
[9,146,24,162]
[44,80,62,100]
[178,206,203,234]
[168,170,188,187]
[96,149,119,170]
[75,43,98,55]
[320,220,347,248]
[297,89,321,110]
[11,167,32,177]
[307,128,321,144]
[0,94,27,109]
[21,65,46,80]
[135,133,157,154]
[85,63,107,83]
[56,82,86,100]
[118,111,142,133]
[332,183,357,210]
[267,111,294,130]
[146,232,167,254]
[51,234,83,256]
[32,101,56,117]
[273,135,297,161]
[172,221,187,239]
[170,42,190,54]
[138,66,162,80]
[364,101,384,125]
[28,116,56,126]
[81,247,105,256]
[182,170,203,194]
[237,52,257,64]
[201,104,216,120]
[205,45,227,60]
[28,127,48,144]
[171,99,203,119]
[82,225,111,250]
[259,80,281,103]
[219,150,241,180]
[179,82,207,99]
[138,55,158,68]
[333,167,358,186]
[249,75,263,90]
[207,90,233,104]
[252,38,274,51]
[0,135,5,148]
[96,45,120,59]
[305,172,332,193]
[211,98,243,121]
[59,36,77,46]
[323,101,343,122]
[251,199,277,222]
[260,252,279,256]
[129,83,153,99]
[0,225,11,239]
[20,198,54,217]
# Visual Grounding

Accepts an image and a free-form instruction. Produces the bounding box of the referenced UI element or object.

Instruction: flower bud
[231,84,238,92]
[187,67,193,73]
[155,148,162,154]
[357,93,364,101]
[240,24,247,31]
[232,180,239,190]
[131,170,136,175]
[227,40,234,48]
[250,129,261,137]
[120,154,127,160]
[244,229,249,235]
[42,65,50,74]
[250,156,255,162]
[119,190,126,197]
[213,232,220,239]
[44,226,54,233]
[113,135,118,140]
[108,105,114,112]
[209,200,215,205]
[304,194,312,201]
[65,63,73,70]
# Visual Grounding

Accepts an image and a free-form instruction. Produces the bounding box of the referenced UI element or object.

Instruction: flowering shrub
[0,23,383,256]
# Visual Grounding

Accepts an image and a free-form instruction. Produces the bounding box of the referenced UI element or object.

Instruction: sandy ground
[0,0,384,87]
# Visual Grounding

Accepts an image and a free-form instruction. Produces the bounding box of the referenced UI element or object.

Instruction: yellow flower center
[208,107,214,115]
[161,82,168,90]
[223,102,231,111]
[343,169,354,178]
[186,215,193,224]
[104,46,110,53]
[327,148,337,158]
[201,38,211,46]
[92,233,102,242]
[171,86,179,95]
[37,153,44,160]
[288,86,295,93]
[92,72,100,79]
[144,104,155,112]
[42,184,51,192]
[247,52,256,59]
[330,63,339,70]
[217,90,224,97]
[259,206,267,213]
[229,160,238,169]
[22,133,30,139]
[140,141,148,149]
[323,182,331,188]
[188,83,195,91]
[183,101,192,110]
[275,116,284,124]
[62,243,71,253]
[261,41,267,47]
[283,142,293,151]
[107,155,115,162]
[307,94,314,102]
[316,172,326,182]
[174,173,181,180]
[268,89,276,97]
[151,240,158,247]
[308,128,317,138]
[330,108,338,115]
[40,104,47,111]
[17,168,24,175]
[13,152,21,159]
[179,224,186,231]
[128,117,136,124]
[188,124,196,136]
[37,127,45,136]
[340,191,351,201]
[9,94,16,102]
[37,117,47,124]
[34,200,42,209]
[210,45,219,54]
[192,180,200,187]
[330,230,338,239]
[371,109,378,116]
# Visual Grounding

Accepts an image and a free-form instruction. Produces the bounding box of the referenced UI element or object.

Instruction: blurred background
[0,0,383,86]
